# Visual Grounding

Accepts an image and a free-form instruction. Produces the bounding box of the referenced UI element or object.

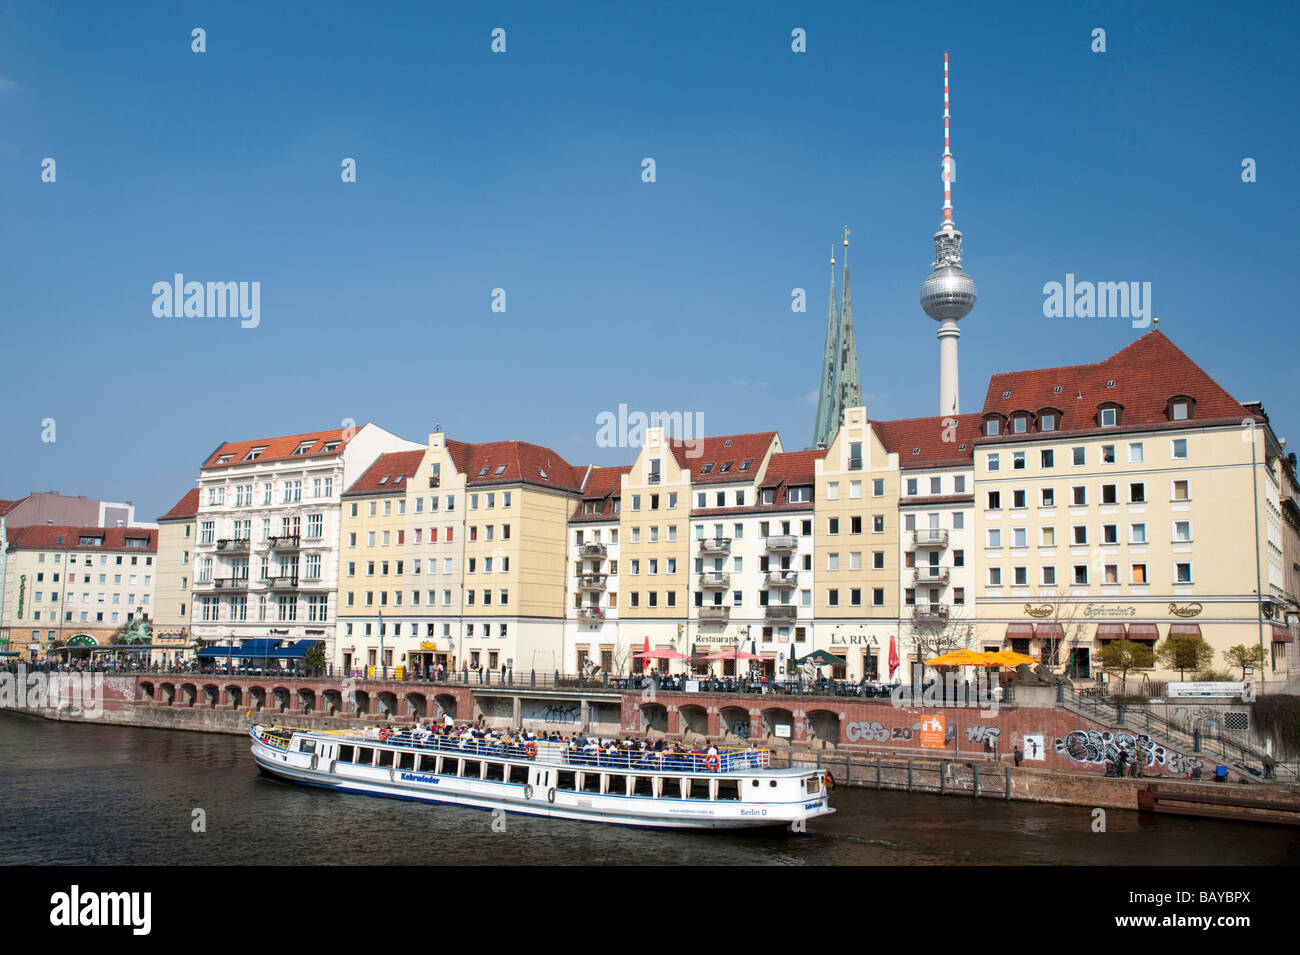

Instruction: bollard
[530,669,536,688]
[940,760,948,794]
[1005,765,1011,799]
[907,758,914,791]
[1193,728,1201,753]
[876,754,882,788]
[1116,703,1125,726]
[1056,683,1064,703]
[973,764,980,798]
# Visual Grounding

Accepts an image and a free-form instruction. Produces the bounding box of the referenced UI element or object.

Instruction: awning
[1005,623,1035,637]
[1168,623,1202,638]
[1036,623,1065,640]
[1127,623,1159,641]
[1096,623,1128,639]
[1272,625,1294,644]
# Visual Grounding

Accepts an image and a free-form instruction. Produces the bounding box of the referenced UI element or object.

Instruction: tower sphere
[921,265,977,321]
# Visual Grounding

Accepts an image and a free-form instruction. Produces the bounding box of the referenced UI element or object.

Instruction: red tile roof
[570,465,632,522]
[201,428,353,469]
[0,498,26,518]
[343,450,426,497]
[873,414,984,468]
[7,525,157,553]
[760,450,826,488]
[158,488,200,522]
[455,441,584,492]
[668,432,778,484]
[979,331,1255,439]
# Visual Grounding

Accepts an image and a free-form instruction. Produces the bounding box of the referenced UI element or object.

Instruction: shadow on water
[1,714,1296,866]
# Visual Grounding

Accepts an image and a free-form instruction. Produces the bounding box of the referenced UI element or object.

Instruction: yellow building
[153,488,199,664]
[972,331,1292,684]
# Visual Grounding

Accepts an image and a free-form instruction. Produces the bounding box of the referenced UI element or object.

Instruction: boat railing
[281,726,771,772]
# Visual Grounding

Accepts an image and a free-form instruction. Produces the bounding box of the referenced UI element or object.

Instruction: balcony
[698,605,731,621]
[429,476,440,489]
[699,537,731,555]
[269,535,300,551]
[765,535,798,553]
[912,567,950,585]
[578,542,607,559]
[912,603,949,621]
[266,575,299,590]
[764,604,797,621]
[847,456,862,470]
[764,570,798,589]
[698,572,731,590]
[211,576,250,591]
[297,575,327,589]
[576,574,608,591]
[911,528,950,548]
[648,472,661,485]
[577,606,605,621]
[215,538,251,553]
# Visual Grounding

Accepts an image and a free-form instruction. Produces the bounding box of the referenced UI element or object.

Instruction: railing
[211,576,250,590]
[764,605,797,620]
[266,575,299,589]
[847,456,862,470]
[765,535,798,552]
[647,473,661,485]
[269,535,300,551]
[699,605,730,620]
[699,537,731,554]
[216,538,251,552]
[912,529,949,548]
[764,571,798,588]
[912,604,949,620]
[698,572,730,589]
[576,574,608,590]
[577,607,605,621]
[578,543,607,558]
[913,567,950,584]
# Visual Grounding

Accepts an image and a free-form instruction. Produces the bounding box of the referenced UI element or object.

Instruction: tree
[1095,639,1155,686]
[1155,636,1215,681]
[303,644,327,673]
[1021,591,1092,673]
[1223,644,1265,680]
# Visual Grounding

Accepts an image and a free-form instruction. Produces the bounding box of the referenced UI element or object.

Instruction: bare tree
[1020,590,1092,674]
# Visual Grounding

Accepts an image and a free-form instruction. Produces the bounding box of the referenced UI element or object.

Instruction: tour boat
[248,723,834,830]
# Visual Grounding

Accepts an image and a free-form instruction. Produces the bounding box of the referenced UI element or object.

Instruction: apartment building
[1,525,158,661]
[972,331,1292,682]
[567,465,629,674]
[152,488,199,663]
[191,424,421,660]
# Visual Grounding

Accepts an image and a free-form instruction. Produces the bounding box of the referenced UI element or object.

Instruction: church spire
[837,226,862,415]
[812,246,840,448]
[812,228,863,450]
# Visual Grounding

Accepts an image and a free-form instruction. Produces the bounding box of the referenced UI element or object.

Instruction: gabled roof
[7,525,157,553]
[979,331,1254,438]
[343,450,426,498]
[158,488,200,522]
[457,441,583,492]
[760,449,826,488]
[667,432,777,484]
[201,428,352,469]
[873,414,983,468]
[570,465,632,522]
[0,497,27,518]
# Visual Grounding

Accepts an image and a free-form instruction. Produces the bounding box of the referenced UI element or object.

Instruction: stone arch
[678,704,708,738]
[297,688,316,714]
[404,693,427,720]
[159,682,176,706]
[376,691,398,719]
[225,685,243,709]
[721,705,750,741]
[202,684,220,708]
[272,687,291,713]
[639,702,668,734]
[248,686,266,712]
[760,706,794,740]
[322,689,342,716]
[139,681,155,703]
[433,694,457,721]
[179,683,198,707]
[352,690,370,718]
[806,709,841,744]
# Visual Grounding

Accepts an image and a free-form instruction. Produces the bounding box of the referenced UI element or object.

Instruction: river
[2,714,1295,866]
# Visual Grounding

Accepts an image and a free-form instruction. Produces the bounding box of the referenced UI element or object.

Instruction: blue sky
[1,0,1296,518]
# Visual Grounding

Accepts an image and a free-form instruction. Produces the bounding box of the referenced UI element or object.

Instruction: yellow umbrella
[985,650,1039,667]
[927,649,996,667]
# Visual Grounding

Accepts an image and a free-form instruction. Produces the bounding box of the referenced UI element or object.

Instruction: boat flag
[888,634,900,678]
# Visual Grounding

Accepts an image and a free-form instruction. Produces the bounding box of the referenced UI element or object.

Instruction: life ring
[524,784,534,800]
[823,770,835,790]
[524,742,538,758]
[704,754,721,772]
[547,787,556,804]
[378,728,390,742]
[260,735,270,744]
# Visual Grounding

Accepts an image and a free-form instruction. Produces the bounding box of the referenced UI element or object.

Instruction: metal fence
[775,750,1012,799]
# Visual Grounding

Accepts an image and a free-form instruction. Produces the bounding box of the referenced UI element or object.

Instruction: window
[1104,564,1118,584]
[872,515,884,533]
[827,589,839,607]
[872,588,884,607]
[1128,442,1144,463]
[1072,525,1088,545]
[1041,413,1056,432]
[1013,566,1028,585]
[1073,565,1089,585]
[827,482,839,501]
[828,518,839,535]
[1041,566,1056,586]
[1175,562,1192,583]
[1012,527,1027,548]
[1172,480,1189,501]
[850,481,862,499]
[1130,523,1147,544]
[987,453,1000,473]
[1012,489,1026,509]
[1102,524,1118,544]
[987,491,1001,510]
[1012,451,1025,470]
[986,418,1000,436]
[1012,417,1028,434]
[987,529,1002,548]
[1171,401,1189,420]
[952,549,964,567]
[872,479,884,496]
[988,567,1002,586]
[1171,438,1188,460]
[850,516,862,534]
[952,513,964,530]
[1173,520,1191,542]
[1100,408,1117,427]
[1129,482,1145,504]
[1100,444,1115,464]
[1101,484,1117,505]
[1040,487,1055,507]
[1040,449,1054,468]
[906,478,918,496]
[827,553,839,571]
[1072,447,1085,466]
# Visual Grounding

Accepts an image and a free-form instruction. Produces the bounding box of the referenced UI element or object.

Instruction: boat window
[751,779,759,787]
[507,764,527,784]
[804,776,821,795]
[716,780,740,801]
[633,776,655,798]
[397,751,416,771]
[356,747,373,765]
[685,778,708,800]
[557,770,576,791]
[376,749,395,768]
[581,772,601,794]
[298,739,316,754]
[462,760,481,778]
[415,754,435,773]
[769,780,778,788]
[338,745,355,763]
[484,763,505,782]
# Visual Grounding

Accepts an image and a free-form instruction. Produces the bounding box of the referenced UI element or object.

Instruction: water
[2,714,1296,866]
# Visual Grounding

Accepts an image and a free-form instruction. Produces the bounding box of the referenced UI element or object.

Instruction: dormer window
[719,461,733,473]
[701,463,714,474]
[244,447,266,461]
[985,417,1001,436]
[1012,416,1029,434]
[479,466,490,477]
[536,467,548,479]
[1106,380,1116,388]
[392,475,404,484]
[290,441,314,456]
[1053,385,1062,393]
[1001,391,1011,399]
[1040,413,1056,432]
[724,439,733,447]
[1100,407,1118,427]
[1166,396,1195,421]
[912,448,921,455]
[322,441,341,453]
[217,454,233,464]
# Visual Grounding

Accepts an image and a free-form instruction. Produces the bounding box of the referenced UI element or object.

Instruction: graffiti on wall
[1054,729,1203,775]
[845,719,1001,746]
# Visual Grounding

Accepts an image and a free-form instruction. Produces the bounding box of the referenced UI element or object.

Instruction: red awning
[1096,623,1127,639]
[1168,623,1202,638]
[1272,625,1294,644]
[1006,623,1035,637]
[1127,623,1159,641]
[1037,623,1065,639]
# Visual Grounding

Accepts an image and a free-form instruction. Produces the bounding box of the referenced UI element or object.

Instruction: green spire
[811,229,863,449]
[838,235,862,414]
[812,247,840,448]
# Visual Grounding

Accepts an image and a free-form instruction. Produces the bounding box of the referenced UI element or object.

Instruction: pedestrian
[1013,746,1023,767]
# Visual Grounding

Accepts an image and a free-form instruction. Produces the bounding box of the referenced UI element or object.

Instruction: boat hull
[250,732,834,831]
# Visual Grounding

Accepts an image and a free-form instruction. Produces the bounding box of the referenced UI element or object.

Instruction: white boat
[249,723,835,830]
